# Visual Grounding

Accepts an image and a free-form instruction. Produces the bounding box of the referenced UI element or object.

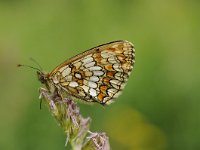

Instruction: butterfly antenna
[17,64,41,72]
[30,57,43,71]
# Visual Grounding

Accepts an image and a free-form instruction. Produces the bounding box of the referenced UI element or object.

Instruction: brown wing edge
[49,40,134,76]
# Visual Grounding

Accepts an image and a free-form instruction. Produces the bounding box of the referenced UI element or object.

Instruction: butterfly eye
[37,71,46,84]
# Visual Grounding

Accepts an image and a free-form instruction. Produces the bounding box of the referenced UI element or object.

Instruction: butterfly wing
[49,40,135,105]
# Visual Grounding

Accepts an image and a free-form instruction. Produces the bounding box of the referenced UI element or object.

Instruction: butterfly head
[36,71,53,91]
[37,71,48,84]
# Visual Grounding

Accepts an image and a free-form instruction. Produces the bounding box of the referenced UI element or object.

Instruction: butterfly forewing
[49,40,135,105]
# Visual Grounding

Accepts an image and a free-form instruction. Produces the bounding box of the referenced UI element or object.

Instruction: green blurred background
[0,0,200,150]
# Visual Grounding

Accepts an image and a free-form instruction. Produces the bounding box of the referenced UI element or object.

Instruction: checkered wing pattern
[49,40,135,105]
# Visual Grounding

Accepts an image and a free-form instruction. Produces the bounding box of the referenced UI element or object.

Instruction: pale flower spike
[39,88,110,150]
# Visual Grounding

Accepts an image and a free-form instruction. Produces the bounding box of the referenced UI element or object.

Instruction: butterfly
[23,40,135,105]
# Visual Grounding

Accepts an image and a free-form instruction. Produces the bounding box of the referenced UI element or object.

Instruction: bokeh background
[0,0,200,150]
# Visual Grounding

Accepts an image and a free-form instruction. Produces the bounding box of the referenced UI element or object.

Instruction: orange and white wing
[49,40,135,105]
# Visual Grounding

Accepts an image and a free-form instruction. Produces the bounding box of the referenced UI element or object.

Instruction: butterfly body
[37,40,135,105]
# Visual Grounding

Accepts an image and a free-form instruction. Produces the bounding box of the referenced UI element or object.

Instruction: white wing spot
[113,64,123,72]
[59,66,68,72]
[112,83,120,90]
[82,57,93,65]
[101,51,115,58]
[65,75,72,81]
[83,79,88,85]
[75,73,82,79]
[108,57,118,64]
[89,66,102,71]
[82,85,89,93]
[62,67,71,77]
[85,61,95,68]
[90,76,99,82]
[89,88,97,97]
[108,88,118,95]
[110,79,121,85]
[101,51,109,58]
[69,81,79,87]
[93,71,104,76]
[88,81,97,88]
[115,72,123,77]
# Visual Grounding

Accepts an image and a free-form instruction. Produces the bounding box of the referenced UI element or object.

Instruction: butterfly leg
[55,89,64,101]
[39,87,49,100]
[39,87,61,103]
